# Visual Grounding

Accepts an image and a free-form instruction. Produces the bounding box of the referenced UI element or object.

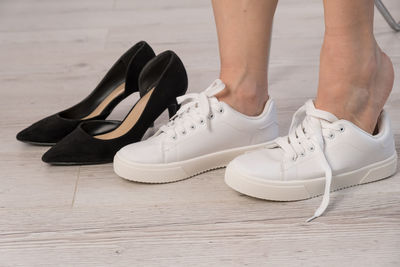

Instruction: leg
[224,0,397,222]
[316,0,394,133]
[114,1,281,183]
[212,0,278,116]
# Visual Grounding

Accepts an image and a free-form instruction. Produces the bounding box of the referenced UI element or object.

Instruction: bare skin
[315,0,394,133]
[212,0,394,134]
[212,0,278,116]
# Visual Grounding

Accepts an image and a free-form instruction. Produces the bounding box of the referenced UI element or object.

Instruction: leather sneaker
[225,100,397,221]
[114,79,279,183]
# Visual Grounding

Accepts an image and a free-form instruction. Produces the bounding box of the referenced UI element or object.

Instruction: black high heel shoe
[16,41,155,145]
[42,50,188,165]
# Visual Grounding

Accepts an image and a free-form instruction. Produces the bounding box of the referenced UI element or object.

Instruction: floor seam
[71,166,81,208]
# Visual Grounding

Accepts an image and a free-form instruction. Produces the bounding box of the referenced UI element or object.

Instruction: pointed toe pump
[17,41,156,145]
[42,50,188,165]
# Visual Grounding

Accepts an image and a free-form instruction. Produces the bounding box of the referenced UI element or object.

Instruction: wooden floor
[1,0,399,266]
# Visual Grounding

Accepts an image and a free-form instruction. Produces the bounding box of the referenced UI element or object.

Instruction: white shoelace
[276,100,343,222]
[158,84,340,221]
[157,79,226,139]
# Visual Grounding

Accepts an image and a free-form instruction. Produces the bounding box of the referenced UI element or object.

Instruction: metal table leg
[375,0,400,31]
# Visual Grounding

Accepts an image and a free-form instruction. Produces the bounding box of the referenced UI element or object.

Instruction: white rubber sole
[225,153,398,201]
[114,142,271,183]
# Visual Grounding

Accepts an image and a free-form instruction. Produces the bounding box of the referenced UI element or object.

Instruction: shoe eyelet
[172,135,177,140]
[309,146,315,152]
[300,152,305,157]
[218,107,224,113]
[328,132,335,139]
[209,114,214,119]
[181,130,187,135]
[199,119,205,124]
[190,125,196,130]
[339,126,345,133]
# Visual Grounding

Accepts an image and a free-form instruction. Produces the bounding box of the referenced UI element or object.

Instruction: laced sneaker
[225,100,397,221]
[114,79,279,183]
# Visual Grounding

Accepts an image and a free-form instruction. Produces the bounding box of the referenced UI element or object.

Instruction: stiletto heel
[17,41,155,145]
[167,101,179,118]
[42,50,188,165]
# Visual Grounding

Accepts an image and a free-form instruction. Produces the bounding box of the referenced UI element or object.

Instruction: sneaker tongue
[204,79,226,97]
[209,96,220,105]
[306,100,339,123]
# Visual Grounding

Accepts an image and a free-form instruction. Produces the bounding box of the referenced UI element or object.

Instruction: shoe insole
[95,88,155,140]
[81,83,126,120]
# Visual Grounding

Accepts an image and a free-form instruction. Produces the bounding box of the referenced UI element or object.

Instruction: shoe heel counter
[268,99,280,139]
[138,50,188,103]
[380,110,396,156]
[382,111,396,156]
[125,42,156,96]
[252,99,279,144]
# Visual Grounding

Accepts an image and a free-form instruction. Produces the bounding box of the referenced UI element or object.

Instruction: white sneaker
[114,79,279,183]
[225,100,397,221]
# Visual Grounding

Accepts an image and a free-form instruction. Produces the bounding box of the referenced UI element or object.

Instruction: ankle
[321,34,378,76]
[216,68,269,116]
[316,41,394,133]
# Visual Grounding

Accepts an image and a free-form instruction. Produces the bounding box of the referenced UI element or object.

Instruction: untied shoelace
[275,100,342,222]
[159,82,340,221]
[156,79,226,139]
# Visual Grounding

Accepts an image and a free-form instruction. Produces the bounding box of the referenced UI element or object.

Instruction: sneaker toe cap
[116,138,164,164]
[228,148,284,181]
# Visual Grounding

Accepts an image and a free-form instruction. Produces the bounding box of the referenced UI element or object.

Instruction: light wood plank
[0,0,399,266]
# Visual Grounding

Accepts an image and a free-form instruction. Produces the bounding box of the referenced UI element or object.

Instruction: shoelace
[275,100,343,222]
[157,79,226,139]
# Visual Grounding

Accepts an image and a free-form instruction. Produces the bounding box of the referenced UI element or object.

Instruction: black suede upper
[17,41,155,145]
[42,50,188,165]
[42,120,122,164]
[17,114,83,145]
